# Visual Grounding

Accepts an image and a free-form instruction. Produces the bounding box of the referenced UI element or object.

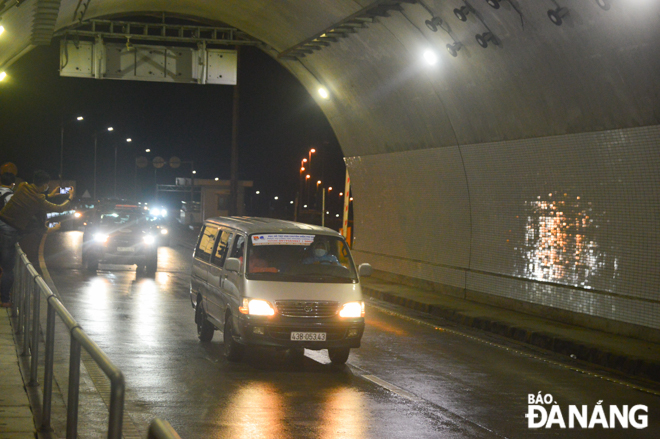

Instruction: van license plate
[291,332,326,341]
[117,247,134,252]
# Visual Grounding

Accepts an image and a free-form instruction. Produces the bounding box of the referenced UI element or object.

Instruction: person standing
[0,173,15,209]
[0,170,74,307]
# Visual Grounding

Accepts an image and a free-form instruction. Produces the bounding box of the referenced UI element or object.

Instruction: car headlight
[161,209,167,217]
[160,228,168,235]
[239,298,275,316]
[93,233,109,243]
[74,212,82,218]
[150,208,160,216]
[143,235,156,245]
[339,301,365,318]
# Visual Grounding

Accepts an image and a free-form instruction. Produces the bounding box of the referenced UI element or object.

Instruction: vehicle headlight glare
[339,301,364,318]
[161,209,167,217]
[247,299,275,316]
[74,212,82,218]
[143,235,156,245]
[93,233,108,243]
[150,208,160,216]
[160,228,168,235]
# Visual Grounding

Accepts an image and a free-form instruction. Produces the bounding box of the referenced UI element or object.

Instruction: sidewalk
[361,275,660,384]
[0,308,36,439]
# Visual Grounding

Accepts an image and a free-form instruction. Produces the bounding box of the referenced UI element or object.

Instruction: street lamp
[114,137,133,198]
[60,114,84,181]
[309,148,316,163]
[92,126,114,200]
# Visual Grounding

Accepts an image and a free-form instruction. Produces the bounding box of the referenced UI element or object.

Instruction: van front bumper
[236,315,364,350]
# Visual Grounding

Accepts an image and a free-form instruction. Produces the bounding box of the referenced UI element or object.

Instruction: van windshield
[246,234,358,283]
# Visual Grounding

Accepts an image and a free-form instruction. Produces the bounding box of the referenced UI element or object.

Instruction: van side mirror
[225,257,241,273]
[358,263,373,277]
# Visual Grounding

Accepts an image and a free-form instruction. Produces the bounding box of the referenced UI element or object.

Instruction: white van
[190,217,372,364]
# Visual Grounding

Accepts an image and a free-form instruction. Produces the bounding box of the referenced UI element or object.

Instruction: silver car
[190,217,372,364]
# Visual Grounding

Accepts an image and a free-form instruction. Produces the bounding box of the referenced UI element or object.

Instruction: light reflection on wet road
[43,230,660,438]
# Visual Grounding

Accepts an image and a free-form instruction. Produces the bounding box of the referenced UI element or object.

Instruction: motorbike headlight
[143,235,156,245]
[339,301,365,318]
[93,233,108,243]
[239,298,275,316]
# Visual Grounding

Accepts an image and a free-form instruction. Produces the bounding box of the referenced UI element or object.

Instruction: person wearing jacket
[0,173,15,209]
[0,170,74,307]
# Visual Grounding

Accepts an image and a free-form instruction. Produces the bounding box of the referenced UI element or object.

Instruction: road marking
[367,300,660,397]
[361,374,422,401]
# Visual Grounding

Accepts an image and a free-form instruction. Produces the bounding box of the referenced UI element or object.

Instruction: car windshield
[99,210,145,226]
[245,234,358,283]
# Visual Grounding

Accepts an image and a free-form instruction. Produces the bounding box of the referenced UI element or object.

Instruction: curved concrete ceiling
[1,0,659,158]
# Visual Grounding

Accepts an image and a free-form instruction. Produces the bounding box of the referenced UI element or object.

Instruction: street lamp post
[93,126,114,201]
[60,115,83,183]
[114,138,132,198]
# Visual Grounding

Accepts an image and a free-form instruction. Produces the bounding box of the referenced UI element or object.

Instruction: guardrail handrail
[12,243,181,439]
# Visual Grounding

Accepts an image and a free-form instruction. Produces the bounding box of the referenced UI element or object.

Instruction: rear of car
[82,205,159,273]
[190,217,372,364]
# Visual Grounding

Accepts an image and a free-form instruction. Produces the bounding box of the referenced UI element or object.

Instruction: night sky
[0,39,347,217]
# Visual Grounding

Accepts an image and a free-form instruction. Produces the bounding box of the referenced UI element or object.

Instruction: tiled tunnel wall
[348,125,660,330]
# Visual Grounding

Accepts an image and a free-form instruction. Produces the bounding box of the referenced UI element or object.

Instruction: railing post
[16,258,25,333]
[21,268,31,356]
[108,375,125,439]
[41,298,56,433]
[28,276,41,386]
[66,331,82,439]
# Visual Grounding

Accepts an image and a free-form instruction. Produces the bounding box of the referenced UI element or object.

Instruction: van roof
[205,217,343,237]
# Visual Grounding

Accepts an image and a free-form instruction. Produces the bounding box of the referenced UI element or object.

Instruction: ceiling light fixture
[446,42,463,57]
[548,7,569,26]
[425,16,443,32]
[423,49,438,65]
[595,0,611,10]
[476,32,499,48]
[454,6,472,22]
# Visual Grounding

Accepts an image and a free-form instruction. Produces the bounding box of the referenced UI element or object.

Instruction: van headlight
[93,233,109,243]
[239,298,275,316]
[143,235,156,245]
[339,301,365,318]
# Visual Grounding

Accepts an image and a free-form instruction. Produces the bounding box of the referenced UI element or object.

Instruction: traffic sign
[153,156,166,169]
[136,156,149,168]
[169,156,181,168]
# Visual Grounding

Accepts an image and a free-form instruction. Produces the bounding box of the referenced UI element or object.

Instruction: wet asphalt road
[41,229,660,439]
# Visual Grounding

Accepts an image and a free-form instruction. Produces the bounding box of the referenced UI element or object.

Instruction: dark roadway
[38,228,659,439]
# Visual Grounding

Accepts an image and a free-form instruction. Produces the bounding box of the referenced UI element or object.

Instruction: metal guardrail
[12,243,180,439]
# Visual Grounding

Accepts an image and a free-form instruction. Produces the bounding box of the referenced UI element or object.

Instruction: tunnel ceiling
[1,0,659,157]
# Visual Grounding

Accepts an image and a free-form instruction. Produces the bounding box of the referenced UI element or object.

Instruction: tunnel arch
[1,0,659,339]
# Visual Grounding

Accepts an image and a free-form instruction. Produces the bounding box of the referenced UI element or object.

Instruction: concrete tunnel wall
[1,0,659,338]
